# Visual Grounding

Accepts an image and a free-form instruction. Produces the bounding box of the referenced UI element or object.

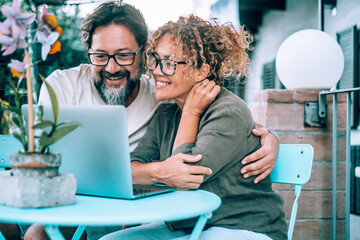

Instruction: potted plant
[0,0,81,208]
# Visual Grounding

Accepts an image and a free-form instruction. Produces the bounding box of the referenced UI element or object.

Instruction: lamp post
[318,0,324,31]
[276,26,346,240]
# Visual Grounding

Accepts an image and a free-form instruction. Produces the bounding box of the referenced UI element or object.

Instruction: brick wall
[251,89,347,240]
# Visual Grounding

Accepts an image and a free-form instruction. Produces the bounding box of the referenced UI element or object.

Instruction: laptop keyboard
[133,187,155,195]
[132,184,175,197]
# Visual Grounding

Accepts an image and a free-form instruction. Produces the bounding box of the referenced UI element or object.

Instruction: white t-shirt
[38,64,161,152]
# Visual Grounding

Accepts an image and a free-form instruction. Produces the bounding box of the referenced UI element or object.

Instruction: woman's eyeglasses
[147,53,187,76]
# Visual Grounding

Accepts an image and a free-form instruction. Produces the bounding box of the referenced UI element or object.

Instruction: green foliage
[0,75,82,154]
[0,78,28,151]
[0,1,88,93]
[32,75,82,154]
[0,1,88,135]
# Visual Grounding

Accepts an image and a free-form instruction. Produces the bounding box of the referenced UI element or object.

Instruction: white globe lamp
[276,29,344,90]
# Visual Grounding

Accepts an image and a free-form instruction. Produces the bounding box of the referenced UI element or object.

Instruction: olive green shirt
[131,88,287,239]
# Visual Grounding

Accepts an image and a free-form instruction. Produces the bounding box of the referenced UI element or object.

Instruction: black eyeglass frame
[88,45,143,67]
[147,53,187,76]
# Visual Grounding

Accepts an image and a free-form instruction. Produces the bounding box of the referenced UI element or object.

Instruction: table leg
[189,212,212,240]
[72,225,86,240]
[44,225,65,240]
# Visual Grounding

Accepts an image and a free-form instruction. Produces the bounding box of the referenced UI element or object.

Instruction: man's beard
[94,69,141,105]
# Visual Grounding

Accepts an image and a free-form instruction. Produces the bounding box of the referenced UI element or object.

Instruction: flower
[36,31,59,60]
[0,0,36,55]
[0,0,81,154]
[1,0,36,28]
[0,30,28,56]
[0,99,10,109]
[0,0,62,58]
[43,15,58,29]
[54,26,63,35]
[8,59,25,78]
[39,5,61,36]
[49,40,61,55]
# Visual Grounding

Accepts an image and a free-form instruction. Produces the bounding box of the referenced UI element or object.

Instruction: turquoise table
[0,190,221,240]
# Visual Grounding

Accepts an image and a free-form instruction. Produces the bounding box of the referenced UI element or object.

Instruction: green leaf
[7,78,17,93]
[33,120,54,129]
[12,132,27,151]
[56,121,83,128]
[7,79,21,109]
[16,74,25,89]
[10,113,22,129]
[38,131,50,149]
[41,124,81,147]
[40,74,59,125]
[12,132,23,144]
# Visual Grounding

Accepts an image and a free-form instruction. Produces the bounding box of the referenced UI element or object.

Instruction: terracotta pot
[10,152,61,177]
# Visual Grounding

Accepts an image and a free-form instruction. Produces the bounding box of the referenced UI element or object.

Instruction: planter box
[0,171,76,208]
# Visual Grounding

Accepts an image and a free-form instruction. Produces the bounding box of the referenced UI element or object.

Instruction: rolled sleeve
[172,142,194,155]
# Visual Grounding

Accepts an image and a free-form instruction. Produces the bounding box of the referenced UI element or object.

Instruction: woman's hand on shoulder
[183,79,220,117]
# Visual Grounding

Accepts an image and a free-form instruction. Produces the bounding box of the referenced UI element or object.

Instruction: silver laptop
[21,105,175,199]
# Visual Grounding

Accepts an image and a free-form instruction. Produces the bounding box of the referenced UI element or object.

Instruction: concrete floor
[351,213,360,240]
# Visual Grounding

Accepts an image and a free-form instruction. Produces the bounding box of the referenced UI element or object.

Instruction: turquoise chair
[271,144,314,240]
[0,135,22,170]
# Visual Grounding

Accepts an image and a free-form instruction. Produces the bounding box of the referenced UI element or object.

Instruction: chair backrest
[0,135,22,169]
[270,144,314,240]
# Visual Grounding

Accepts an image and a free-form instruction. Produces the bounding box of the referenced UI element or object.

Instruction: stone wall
[251,89,347,239]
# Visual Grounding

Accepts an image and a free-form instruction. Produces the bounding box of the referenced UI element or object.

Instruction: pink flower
[8,59,25,72]
[0,34,27,55]
[0,20,11,35]
[8,59,25,78]
[36,31,59,60]
[0,0,35,55]
[1,0,36,34]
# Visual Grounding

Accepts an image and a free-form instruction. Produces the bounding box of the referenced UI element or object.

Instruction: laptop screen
[22,105,135,199]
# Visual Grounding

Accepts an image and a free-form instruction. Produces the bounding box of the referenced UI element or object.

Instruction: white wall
[246,0,360,105]
[245,0,360,145]
[246,0,318,107]
[210,0,240,26]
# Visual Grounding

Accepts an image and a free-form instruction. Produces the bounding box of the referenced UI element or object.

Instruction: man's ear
[196,64,210,82]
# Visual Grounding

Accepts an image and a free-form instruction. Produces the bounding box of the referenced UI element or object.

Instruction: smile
[104,76,127,89]
[156,81,170,86]
[106,76,125,81]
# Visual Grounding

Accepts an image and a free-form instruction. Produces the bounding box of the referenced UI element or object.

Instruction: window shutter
[262,60,276,89]
[262,60,285,89]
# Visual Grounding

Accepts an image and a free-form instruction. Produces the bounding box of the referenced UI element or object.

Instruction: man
[0,1,279,240]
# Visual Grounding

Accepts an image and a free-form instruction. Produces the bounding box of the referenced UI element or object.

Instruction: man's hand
[241,126,279,184]
[156,153,212,190]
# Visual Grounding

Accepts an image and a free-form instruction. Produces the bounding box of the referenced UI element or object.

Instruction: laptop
[21,105,175,199]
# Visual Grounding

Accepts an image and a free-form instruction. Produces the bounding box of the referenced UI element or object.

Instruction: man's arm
[131,154,212,190]
[240,124,279,184]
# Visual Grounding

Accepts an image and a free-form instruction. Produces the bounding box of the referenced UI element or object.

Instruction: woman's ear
[196,64,210,82]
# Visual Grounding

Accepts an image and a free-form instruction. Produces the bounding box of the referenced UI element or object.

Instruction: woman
[101,15,287,240]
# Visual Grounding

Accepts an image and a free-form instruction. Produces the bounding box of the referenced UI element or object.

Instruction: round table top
[0,190,221,226]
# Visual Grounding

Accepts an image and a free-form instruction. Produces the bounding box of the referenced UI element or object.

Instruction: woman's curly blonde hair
[147,14,253,85]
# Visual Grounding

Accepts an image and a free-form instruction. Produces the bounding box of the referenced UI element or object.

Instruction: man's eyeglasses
[147,53,187,76]
[88,45,143,67]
